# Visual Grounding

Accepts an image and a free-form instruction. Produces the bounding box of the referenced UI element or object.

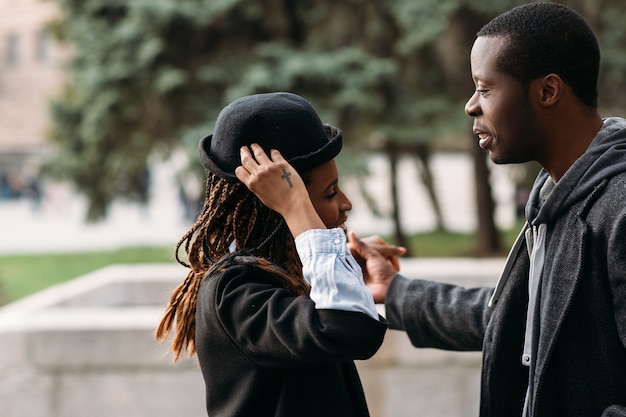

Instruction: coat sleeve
[212,265,387,368]
[607,209,626,350]
[604,205,626,415]
[384,275,493,351]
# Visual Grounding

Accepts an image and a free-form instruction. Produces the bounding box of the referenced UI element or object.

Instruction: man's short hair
[477,2,599,108]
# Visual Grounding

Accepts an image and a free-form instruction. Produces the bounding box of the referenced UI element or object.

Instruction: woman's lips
[338,219,348,234]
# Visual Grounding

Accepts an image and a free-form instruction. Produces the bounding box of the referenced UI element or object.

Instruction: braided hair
[155,172,310,361]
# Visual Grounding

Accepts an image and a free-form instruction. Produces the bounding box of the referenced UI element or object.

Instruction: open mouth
[478,133,492,149]
[474,128,493,150]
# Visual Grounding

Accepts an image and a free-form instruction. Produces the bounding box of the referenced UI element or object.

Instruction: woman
[156,92,397,417]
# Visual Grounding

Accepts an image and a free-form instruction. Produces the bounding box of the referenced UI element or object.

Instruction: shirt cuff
[296,228,379,320]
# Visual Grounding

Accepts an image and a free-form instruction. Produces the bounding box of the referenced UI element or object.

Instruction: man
[350,3,626,416]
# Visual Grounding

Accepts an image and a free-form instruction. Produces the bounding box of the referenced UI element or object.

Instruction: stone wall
[0,264,206,417]
[0,259,503,417]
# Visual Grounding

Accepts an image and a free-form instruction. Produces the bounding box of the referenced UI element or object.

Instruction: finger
[350,231,405,271]
[346,233,365,267]
[375,245,407,257]
[360,235,387,246]
[249,143,272,164]
[235,165,251,183]
[389,253,401,272]
[375,245,406,271]
[348,230,358,243]
[348,230,362,248]
[348,231,371,256]
[269,148,286,163]
[350,231,406,256]
[239,146,259,171]
[365,244,401,270]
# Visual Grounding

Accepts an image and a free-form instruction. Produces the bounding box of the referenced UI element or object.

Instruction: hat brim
[199,124,343,182]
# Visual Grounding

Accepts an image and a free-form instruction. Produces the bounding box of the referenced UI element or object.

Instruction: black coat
[195,263,387,417]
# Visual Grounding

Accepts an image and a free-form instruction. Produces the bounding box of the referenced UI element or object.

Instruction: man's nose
[465,92,480,117]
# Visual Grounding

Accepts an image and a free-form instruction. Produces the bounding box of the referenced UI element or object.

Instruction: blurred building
[0,0,67,200]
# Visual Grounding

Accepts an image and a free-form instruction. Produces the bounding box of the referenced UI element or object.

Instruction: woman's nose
[340,191,352,212]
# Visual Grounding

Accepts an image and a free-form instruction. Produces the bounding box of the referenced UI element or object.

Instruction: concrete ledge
[0,263,206,417]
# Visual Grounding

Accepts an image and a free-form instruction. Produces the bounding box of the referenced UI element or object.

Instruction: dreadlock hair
[155,172,310,361]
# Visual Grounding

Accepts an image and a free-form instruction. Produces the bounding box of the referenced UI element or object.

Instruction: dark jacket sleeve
[384,274,493,351]
[603,199,626,416]
[607,207,626,349]
[211,265,387,368]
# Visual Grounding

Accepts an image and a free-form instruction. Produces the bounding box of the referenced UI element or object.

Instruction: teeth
[478,133,489,140]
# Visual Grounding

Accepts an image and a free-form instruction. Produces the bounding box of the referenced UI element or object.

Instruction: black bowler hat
[199,92,342,182]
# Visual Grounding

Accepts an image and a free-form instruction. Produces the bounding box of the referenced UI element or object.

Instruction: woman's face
[305,160,352,234]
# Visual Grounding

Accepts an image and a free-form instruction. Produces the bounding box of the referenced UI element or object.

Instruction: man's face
[465,36,540,164]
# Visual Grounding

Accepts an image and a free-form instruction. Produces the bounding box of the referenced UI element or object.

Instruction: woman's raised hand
[236,144,325,236]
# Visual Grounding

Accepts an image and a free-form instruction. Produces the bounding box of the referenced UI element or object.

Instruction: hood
[526,117,626,224]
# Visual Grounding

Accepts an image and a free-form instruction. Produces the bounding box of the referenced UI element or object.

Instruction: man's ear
[538,73,563,107]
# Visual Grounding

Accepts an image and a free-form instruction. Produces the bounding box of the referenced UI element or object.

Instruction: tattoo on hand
[280,168,293,188]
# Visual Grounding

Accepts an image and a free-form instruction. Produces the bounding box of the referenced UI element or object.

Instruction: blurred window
[36,29,50,63]
[6,32,19,66]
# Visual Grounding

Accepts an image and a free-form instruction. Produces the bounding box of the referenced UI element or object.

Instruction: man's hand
[355,234,405,272]
[348,231,405,303]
